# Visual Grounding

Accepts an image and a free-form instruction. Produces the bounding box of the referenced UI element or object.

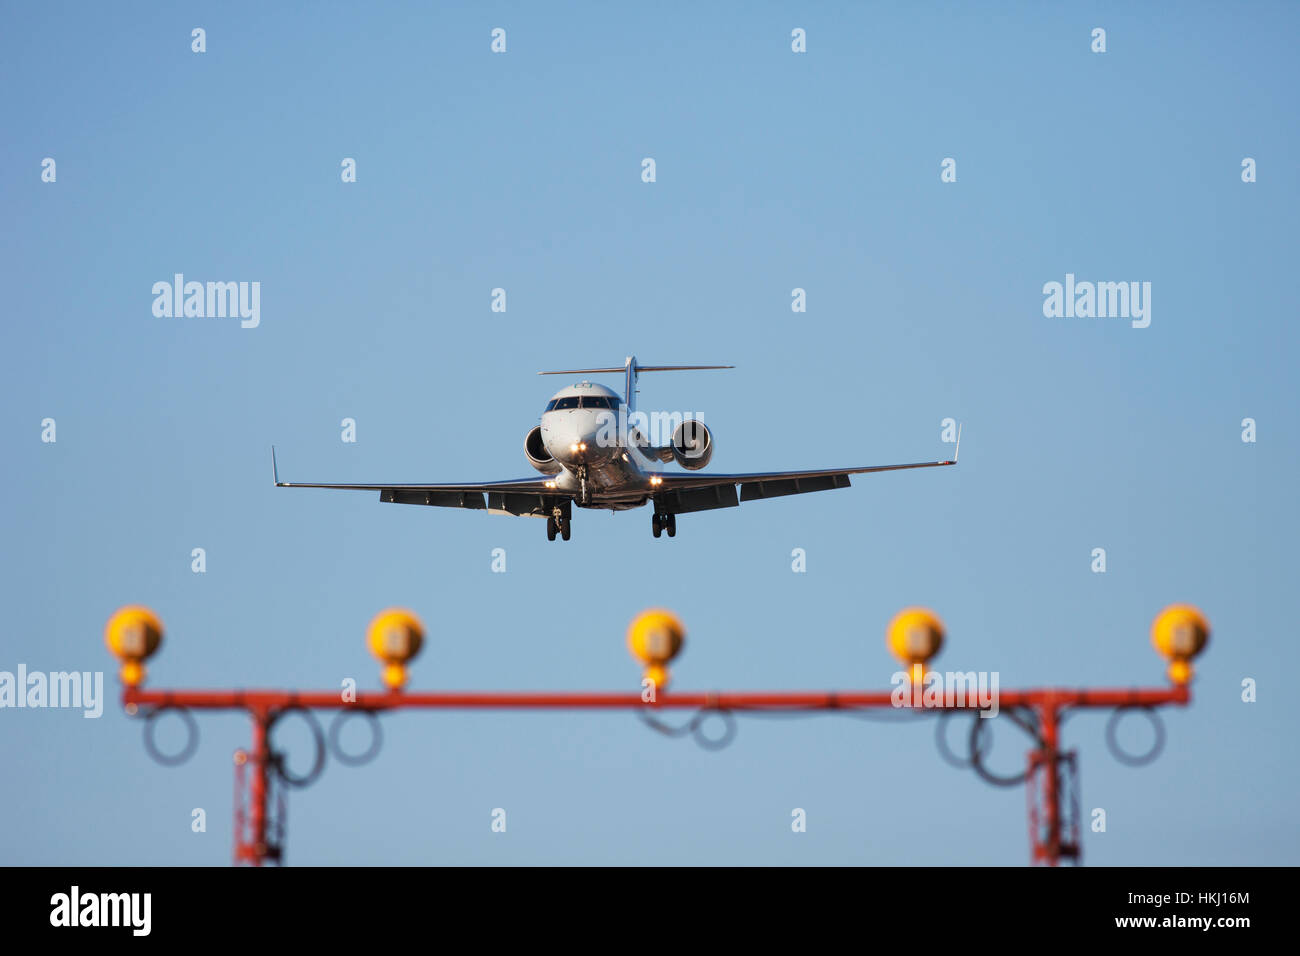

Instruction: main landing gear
[651,512,676,538]
[546,505,571,542]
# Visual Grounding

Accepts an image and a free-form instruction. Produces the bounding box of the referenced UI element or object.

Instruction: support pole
[234,707,280,866]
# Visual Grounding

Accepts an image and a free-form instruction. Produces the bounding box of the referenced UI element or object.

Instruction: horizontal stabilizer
[537,364,733,375]
[538,356,732,411]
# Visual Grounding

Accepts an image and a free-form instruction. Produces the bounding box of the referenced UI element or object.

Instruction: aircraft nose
[545,419,581,464]
[577,421,617,461]
[546,415,612,465]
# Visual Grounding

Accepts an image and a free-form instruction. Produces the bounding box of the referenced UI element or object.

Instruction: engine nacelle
[671,420,713,470]
[524,426,561,475]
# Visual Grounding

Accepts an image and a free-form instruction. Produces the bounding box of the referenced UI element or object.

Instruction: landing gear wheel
[560,513,571,541]
[546,515,557,541]
[652,513,663,538]
[666,514,676,537]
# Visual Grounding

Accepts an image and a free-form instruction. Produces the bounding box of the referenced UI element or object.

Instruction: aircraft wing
[652,452,958,514]
[271,448,564,516]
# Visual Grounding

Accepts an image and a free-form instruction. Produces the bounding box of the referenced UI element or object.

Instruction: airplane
[272,356,959,541]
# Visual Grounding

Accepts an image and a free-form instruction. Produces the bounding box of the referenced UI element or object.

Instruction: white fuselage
[538,382,662,508]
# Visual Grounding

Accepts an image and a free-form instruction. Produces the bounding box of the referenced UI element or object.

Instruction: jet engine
[671,420,713,470]
[525,426,561,475]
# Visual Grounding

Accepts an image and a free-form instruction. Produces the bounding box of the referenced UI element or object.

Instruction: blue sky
[2,1,1297,865]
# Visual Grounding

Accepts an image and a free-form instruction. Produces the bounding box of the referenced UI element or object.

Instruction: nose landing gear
[577,466,591,506]
[651,512,676,538]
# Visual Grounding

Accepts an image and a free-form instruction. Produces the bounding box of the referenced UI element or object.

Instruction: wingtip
[953,423,962,464]
[271,445,281,486]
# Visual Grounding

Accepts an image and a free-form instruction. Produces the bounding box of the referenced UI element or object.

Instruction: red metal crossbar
[124,687,1191,709]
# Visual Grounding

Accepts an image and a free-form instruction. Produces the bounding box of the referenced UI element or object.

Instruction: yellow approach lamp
[627,609,685,690]
[366,608,425,691]
[105,605,164,687]
[1151,604,1209,685]
[886,607,945,687]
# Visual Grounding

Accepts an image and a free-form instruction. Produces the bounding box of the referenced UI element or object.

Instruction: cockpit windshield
[545,395,620,411]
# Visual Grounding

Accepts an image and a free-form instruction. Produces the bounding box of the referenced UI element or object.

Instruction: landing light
[570,443,579,454]
[649,476,663,486]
